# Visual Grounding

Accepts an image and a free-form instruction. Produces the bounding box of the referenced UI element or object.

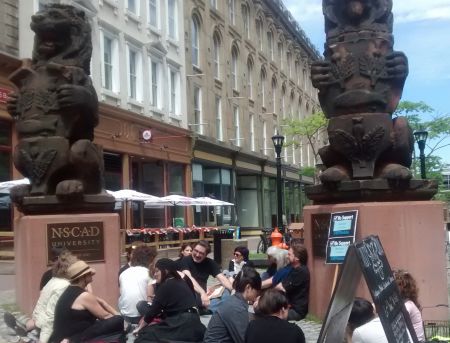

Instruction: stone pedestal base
[15,213,120,315]
[303,201,448,321]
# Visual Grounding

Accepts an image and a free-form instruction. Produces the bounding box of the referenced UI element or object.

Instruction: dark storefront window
[168,163,185,226]
[285,181,301,224]
[237,175,259,228]
[0,122,12,230]
[262,177,276,228]
[130,161,164,228]
[193,164,233,226]
[103,152,122,191]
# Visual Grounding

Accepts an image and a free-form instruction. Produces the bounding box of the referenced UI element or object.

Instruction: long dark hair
[155,258,180,283]
[233,266,261,293]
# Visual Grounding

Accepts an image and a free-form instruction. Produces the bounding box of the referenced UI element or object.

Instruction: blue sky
[284,0,450,163]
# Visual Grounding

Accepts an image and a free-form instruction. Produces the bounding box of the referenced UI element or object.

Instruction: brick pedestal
[15,213,120,315]
[303,201,448,321]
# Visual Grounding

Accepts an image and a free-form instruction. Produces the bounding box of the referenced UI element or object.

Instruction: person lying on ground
[246,289,305,343]
[49,260,124,343]
[204,266,261,343]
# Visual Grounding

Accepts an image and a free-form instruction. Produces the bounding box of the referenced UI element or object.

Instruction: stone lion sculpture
[7,4,113,212]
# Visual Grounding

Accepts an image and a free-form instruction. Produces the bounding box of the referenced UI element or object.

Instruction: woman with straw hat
[49,260,124,343]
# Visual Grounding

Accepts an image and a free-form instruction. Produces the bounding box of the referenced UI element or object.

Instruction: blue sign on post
[325,210,358,264]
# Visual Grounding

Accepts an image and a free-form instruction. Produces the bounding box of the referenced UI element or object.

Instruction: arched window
[278,40,284,70]
[229,0,236,25]
[213,32,221,79]
[231,46,239,90]
[191,15,200,67]
[271,77,277,113]
[260,68,266,108]
[267,30,274,61]
[242,4,250,39]
[287,51,292,77]
[247,57,253,99]
[256,18,263,51]
[281,84,286,118]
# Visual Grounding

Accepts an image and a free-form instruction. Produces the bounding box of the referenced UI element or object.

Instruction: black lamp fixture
[413,129,428,179]
[272,132,285,231]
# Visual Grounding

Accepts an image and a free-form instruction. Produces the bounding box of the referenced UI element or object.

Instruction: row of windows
[191,2,311,84]
[100,30,181,115]
[123,0,179,40]
[190,87,314,166]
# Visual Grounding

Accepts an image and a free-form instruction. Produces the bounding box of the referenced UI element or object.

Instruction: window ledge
[214,78,223,89]
[167,38,179,48]
[125,11,141,24]
[147,25,161,37]
[150,107,165,117]
[100,89,120,103]
[193,65,203,74]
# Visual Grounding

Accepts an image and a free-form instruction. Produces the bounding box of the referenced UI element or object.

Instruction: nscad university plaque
[47,222,104,263]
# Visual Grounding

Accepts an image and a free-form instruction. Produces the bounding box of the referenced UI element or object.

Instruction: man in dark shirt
[261,239,310,320]
[178,240,233,309]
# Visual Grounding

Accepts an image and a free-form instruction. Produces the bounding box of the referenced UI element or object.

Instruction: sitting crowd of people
[4,239,310,343]
[4,237,426,343]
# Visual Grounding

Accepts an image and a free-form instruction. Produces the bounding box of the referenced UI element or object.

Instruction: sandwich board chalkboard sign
[325,210,358,264]
[318,235,418,343]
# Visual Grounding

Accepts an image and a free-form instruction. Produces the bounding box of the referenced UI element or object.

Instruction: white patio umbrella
[0,178,30,194]
[110,189,170,230]
[193,197,234,206]
[146,194,198,207]
[110,189,163,202]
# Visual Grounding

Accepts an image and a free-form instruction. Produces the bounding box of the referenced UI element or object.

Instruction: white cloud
[284,0,450,24]
[283,0,322,23]
[393,1,450,23]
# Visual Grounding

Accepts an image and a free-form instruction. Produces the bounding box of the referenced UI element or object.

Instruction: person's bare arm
[274,282,285,292]
[72,292,114,319]
[261,277,274,289]
[182,269,210,307]
[216,273,233,291]
[96,296,119,316]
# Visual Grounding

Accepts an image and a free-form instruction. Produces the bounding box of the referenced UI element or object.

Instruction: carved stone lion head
[30,4,92,74]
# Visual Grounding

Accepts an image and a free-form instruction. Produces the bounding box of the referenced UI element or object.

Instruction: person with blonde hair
[394,269,425,341]
[4,249,78,343]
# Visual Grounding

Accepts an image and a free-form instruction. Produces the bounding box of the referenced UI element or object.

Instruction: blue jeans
[209,289,231,313]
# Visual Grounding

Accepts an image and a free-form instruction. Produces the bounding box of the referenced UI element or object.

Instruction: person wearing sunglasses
[227,246,254,277]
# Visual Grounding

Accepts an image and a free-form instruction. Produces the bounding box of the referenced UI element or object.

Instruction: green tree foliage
[282,111,328,163]
[395,101,450,200]
[394,101,450,157]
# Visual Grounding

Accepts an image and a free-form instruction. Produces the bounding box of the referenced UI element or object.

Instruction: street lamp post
[413,130,428,179]
[272,133,285,232]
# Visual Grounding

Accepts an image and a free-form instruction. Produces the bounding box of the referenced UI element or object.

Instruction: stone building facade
[0,0,322,257]
[184,0,320,230]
